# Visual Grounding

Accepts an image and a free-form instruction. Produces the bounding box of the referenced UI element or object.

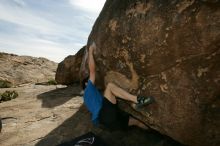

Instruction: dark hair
[81,76,89,90]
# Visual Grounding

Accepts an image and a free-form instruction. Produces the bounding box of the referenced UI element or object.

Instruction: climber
[81,41,154,131]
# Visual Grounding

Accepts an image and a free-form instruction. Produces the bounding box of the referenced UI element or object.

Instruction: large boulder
[55,46,86,85]
[0,52,57,86]
[84,0,220,146]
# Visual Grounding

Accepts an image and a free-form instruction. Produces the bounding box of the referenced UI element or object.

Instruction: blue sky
[0,0,105,62]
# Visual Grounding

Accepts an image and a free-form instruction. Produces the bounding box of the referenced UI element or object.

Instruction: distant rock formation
[55,46,86,85]
[56,0,220,145]
[0,52,57,86]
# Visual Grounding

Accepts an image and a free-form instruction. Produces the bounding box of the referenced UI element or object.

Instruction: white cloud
[0,36,71,62]
[0,3,68,35]
[69,0,105,14]
[12,0,26,7]
[0,0,105,62]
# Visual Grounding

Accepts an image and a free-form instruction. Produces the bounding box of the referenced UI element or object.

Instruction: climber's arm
[88,42,96,84]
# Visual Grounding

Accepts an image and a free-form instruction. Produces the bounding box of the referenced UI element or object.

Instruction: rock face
[55,46,86,85]
[83,0,220,146]
[0,52,57,86]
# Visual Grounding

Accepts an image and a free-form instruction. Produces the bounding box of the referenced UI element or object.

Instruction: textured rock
[83,0,220,146]
[0,52,57,86]
[55,46,86,85]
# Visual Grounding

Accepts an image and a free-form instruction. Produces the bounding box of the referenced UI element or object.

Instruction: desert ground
[0,84,182,146]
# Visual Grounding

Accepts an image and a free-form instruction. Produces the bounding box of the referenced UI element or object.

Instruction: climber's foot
[135,96,155,109]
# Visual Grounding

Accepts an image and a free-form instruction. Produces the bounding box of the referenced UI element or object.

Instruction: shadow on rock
[37,85,82,108]
[36,105,184,146]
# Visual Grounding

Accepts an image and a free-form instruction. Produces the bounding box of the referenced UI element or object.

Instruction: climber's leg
[104,82,137,104]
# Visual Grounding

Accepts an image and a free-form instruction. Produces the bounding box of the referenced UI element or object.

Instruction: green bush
[47,79,57,85]
[0,90,18,102]
[0,80,12,88]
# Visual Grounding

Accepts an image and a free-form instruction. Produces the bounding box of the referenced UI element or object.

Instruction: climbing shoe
[135,96,155,108]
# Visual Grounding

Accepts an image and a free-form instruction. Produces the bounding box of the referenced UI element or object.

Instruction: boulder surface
[84,0,220,146]
[55,46,86,85]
